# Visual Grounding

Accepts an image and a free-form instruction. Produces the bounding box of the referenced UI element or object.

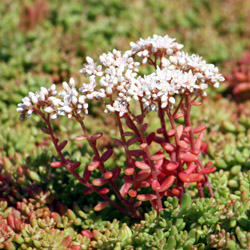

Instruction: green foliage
[0,0,250,248]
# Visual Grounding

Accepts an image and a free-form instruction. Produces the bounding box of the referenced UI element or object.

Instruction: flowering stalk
[73,114,142,218]
[41,112,134,219]
[17,34,224,218]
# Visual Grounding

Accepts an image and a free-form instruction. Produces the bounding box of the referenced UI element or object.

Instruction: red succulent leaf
[120,182,132,197]
[173,113,184,119]
[137,194,157,201]
[178,140,188,149]
[92,178,108,186]
[153,136,165,144]
[167,129,176,137]
[129,150,144,156]
[151,180,160,191]
[99,188,109,194]
[58,140,68,150]
[61,236,72,247]
[113,138,124,147]
[193,125,206,134]
[124,168,135,175]
[161,142,175,152]
[83,168,91,183]
[151,153,165,161]
[90,132,103,142]
[178,172,191,182]
[136,169,151,182]
[94,201,109,211]
[127,137,139,146]
[135,161,150,170]
[199,167,216,174]
[101,148,113,162]
[128,189,137,197]
[184,163,197,174]
[74,135,87,141]
[81,229,93,239]
[176,124,183,139]
[103,172,113,179]
[88,160,100,171]
[172,187,181,196]
[147,132,155,145]
[159,175,175,192]
[180,152,198,162]
[112,167,121,180]
[154,158,164,170]
[166,162,179,171]
[83,188,94,195]
[50,161,63,168]
[183,126,191,133]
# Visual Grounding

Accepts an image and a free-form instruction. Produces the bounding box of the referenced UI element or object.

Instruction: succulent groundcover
[0,34,249,249]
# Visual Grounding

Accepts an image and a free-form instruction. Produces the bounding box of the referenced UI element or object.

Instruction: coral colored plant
[17,35,224,219]
[225,46,250,102]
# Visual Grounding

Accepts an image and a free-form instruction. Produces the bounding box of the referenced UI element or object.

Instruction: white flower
[44,107,54,113]
[17,84,58,119]
[130,34,184,62]
[18,34,224,121]
[171,51,225,88]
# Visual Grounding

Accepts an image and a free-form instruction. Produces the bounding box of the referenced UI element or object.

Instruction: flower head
[17,84,57,120]
[18,34,225,120]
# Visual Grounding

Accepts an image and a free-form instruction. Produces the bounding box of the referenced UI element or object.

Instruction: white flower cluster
[169,52,225,89]
[17,85,57,120]
[17,78,91,120]
[129,34,184,64]
[18,34,225,120]
[79,49,140,116]
[134,68,200,110]
[77,35,224,116]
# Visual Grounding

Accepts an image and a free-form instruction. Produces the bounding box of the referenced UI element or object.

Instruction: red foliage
[225,46,250,102]
[20,0,49,31]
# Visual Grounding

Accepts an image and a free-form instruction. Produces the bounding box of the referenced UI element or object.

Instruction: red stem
[112,111,142,218]
[158,100,169,143]
[184,94,214,198]
[166,109,184,200]
[137,101,163,211]
[74,115,136,212]
[173,94,185,117]
[39,111,135,219]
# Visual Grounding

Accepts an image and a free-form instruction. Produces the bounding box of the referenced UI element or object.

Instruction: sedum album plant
[17,35,225,219]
